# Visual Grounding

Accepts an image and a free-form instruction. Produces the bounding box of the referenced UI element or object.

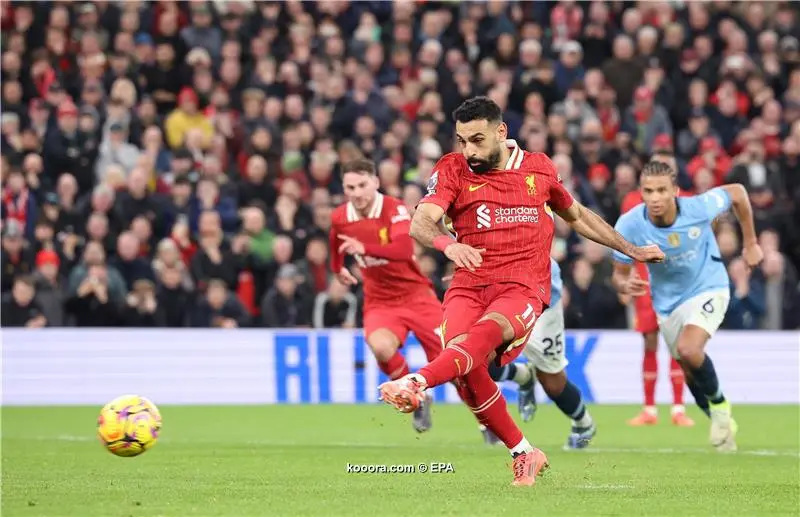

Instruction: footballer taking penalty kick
[378,96,664,486]
[612,160,763,452]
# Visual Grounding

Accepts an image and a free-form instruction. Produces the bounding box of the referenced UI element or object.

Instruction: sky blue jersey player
[611,160,763,453]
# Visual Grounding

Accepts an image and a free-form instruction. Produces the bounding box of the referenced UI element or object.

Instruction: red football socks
[378,352,409,380]
[643,349,658,408]
[418,319,505,387]
[457,366,524,448]
[669,357,685,406]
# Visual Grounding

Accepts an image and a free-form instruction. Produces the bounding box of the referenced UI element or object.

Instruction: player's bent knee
[478,312,515,342]
[366,329,401,362]
[675,326,709,364]
[536,369,567,397]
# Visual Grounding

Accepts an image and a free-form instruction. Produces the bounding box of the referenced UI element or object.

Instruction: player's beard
[467,147,503,174]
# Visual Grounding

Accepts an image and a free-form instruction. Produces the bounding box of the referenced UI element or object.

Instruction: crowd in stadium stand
[1,1,798,330]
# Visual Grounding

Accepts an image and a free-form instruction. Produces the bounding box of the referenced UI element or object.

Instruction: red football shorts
[633,293,659,334]
[363,294,444,362]
[440,283,544,367]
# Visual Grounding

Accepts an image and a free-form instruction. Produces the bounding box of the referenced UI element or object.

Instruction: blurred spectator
[564,257,625,329]
[32,249,66,326]
[723,257,766,330]
[191,278,249,328]
[261,264,313,328]
[0,1,797,330]
[312,277,358,329]
[1,276,47,327]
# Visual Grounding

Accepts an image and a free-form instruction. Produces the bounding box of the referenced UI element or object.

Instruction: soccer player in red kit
[378,97,665,486]
[622,151,694,428]
[330,158,445,433]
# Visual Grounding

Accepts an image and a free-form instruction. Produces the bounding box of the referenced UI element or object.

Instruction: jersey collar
[346,192,384,222]
[503,139,524,170]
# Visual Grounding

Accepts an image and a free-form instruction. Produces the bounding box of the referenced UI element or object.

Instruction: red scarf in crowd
[3,187,28,232]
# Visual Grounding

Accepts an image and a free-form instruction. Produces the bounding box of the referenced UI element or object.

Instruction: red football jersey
[330,193,436,309]
[420,140,574,303]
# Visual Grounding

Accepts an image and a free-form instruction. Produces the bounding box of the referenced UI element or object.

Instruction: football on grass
[97,395,162,457]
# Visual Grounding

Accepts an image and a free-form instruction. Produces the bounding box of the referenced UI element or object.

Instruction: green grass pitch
[2,404,798,516]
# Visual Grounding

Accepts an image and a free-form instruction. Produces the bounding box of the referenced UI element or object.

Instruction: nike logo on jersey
[468,183,488,192]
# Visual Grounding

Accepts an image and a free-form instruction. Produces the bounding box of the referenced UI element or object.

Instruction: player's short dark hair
[452,96,503,124]
[641,160,677,183]
[340,158,376,177]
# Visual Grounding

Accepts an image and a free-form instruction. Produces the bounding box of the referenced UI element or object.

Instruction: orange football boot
[378,376,426,413]
[511,448,550,487]
[627,410,658,426]
[671,411,695,427]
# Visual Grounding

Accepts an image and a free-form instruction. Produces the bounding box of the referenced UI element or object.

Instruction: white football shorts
[523,300,568,374]
[657,288,730,358]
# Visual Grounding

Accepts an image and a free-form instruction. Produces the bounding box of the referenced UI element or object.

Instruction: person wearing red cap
[164,86,213,150]
[621,152,694,428]
[33,249,65,326]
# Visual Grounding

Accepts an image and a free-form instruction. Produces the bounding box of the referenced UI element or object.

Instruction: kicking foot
[511,448,550,486]
[480,425,502,446]
[412,392,433,433]
[671,411,695,427]
[627,410,658,426]
[565,423,596,450]
[378,375,426,414]
[709,401,738,452]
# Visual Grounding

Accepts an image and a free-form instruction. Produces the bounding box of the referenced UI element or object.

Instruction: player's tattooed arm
[556,201,665,263]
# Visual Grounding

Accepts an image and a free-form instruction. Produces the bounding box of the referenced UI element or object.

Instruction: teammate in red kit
[330,158,445,433]
[622,151,694,428]
[377,97,665,486]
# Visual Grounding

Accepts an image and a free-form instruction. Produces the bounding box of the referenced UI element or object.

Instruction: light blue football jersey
[550,257,563,307]
[612,188,732,315]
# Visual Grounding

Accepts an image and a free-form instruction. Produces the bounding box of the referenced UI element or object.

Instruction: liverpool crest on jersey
[525,174,536,196]
[378,227,389,245]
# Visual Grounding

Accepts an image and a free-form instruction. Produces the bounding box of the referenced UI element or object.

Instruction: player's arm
[718,184,762,267]
[611,261,649,297]
[555,200,664,263]
[412,159,484,271]
[359,204,414,261]
[330,223,358,285]
[410,202,451,250]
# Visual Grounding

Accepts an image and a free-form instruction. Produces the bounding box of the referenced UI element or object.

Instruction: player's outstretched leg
[676,326,736,452]
[487,361,536,422]
[537,370,596,449]
[456,366,549,486]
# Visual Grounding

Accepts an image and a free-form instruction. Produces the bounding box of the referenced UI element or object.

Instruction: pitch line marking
[14,435,800,458]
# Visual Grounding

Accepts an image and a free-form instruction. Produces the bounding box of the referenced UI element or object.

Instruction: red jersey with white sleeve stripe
[330,193,436,309]
[419,140,574,304]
